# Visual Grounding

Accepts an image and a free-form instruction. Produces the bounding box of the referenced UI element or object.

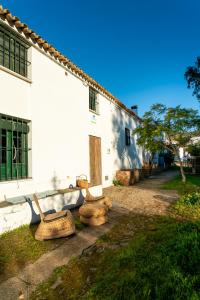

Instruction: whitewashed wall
[88,93,143,187]
[0,23,143,202]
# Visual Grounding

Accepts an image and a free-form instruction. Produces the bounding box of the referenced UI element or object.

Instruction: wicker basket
[79,203,107,218]
[85,196,112,209]
[80,215,107,226]
[33,194,75,241]
[76,175,89,188]
[85,186,112,209]
[35,210,75,241]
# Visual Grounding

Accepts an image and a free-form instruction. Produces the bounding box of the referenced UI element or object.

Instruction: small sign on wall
[91,114,96,124]
[107,148,111,154]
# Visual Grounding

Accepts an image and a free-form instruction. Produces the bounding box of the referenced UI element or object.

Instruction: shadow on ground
[29,208,196,300]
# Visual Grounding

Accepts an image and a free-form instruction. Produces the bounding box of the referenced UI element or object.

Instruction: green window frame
[0,25,30,77]
[89,87,99,113]
[0,114,30,181]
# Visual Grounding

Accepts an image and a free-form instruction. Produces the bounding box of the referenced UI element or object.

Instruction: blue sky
[1,0,200,116]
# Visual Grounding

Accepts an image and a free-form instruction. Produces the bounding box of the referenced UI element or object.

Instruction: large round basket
[35,210,75,241]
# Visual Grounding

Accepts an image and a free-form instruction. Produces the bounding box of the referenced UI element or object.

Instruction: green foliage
[135,104,200,182]
[74,217,86,230]
[172,192,200,219]
[162,174,200,194]
[179,192,200,206]
[31,218,200,300]
[0,215,84,281]
[135,104,200,155]
[113,179,123,186]
[187,142,200,156]
[185,57,200,101]
[0,224,53,281]
[86,221,200,300]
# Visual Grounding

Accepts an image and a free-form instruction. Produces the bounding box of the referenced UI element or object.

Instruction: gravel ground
[104,170,179,216]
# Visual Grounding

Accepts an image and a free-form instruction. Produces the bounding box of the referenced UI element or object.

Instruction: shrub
[178,192,200,206]
[187,142,200,156]
[172,192,200,219]
[113,179,123,186]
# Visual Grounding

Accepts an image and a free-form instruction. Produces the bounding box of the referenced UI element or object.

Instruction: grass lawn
[162,174,200,195]
[3,172,200,299]
[29,173,200,300]
[30,215,200,300]
[0,216,84,282]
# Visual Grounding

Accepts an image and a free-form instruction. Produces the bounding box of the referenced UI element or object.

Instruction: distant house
[179,137,200,160]
[0,6,143,205]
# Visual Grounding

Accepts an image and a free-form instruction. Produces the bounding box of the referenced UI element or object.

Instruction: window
[89,87,99,113]
[125,128,131,146]
[0,25,30,77]
[0,114,30,181]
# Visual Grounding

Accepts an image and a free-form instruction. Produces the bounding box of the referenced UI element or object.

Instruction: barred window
[125,128,131,146]
[89,87,99,113]
[0,114,30,181]
[0,26,30,77]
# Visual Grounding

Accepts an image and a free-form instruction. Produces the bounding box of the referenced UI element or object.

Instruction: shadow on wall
[26,172,84,227]
[50,172,84,210]
[51,171,61,190]
[111,108,142,170]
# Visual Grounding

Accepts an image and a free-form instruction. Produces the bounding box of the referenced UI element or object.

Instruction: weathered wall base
[0,185,101,234]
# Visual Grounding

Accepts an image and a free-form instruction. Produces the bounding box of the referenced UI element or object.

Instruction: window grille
[0,114,30,181]
[125,128,131,146]
[89,87,99,113]
[0,25,30,77]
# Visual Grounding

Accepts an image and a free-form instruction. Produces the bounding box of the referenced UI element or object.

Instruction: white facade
[0,17,143,204]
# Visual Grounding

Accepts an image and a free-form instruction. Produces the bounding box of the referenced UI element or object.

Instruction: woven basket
[35,210,75,241]
[33,194,75,241]
[80,215,107,226]
[76,175,89,188]
[85,193,104,201]
[85,196,112,209]
[79,203,107,218]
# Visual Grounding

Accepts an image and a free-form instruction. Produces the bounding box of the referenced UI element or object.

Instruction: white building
[0,6,142,208]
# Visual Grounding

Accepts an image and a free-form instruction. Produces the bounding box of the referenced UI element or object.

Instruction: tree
[185,57,200,101]
[187,142,200,156]
[134,104,200,182]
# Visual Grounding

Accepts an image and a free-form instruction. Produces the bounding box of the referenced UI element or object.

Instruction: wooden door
[89,135,102,186]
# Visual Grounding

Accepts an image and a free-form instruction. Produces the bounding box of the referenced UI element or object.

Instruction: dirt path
[0,170,178,300]
[104,170,179,216]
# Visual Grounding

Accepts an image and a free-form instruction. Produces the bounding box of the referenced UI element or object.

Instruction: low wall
[116,167,166,186]
[0,185,102,234]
